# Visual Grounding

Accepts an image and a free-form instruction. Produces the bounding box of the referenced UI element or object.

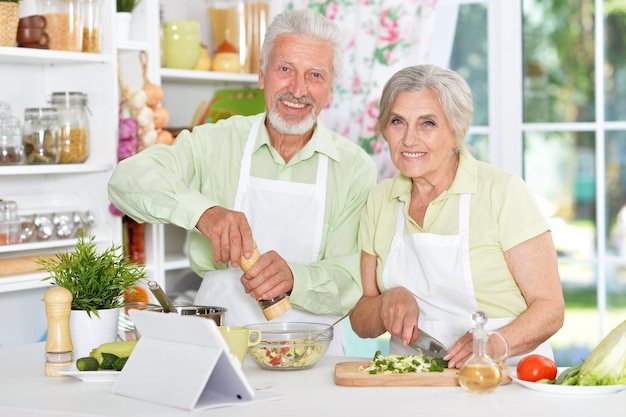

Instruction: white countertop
[0,343,624,417]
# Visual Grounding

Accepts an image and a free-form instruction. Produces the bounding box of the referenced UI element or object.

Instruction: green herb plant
[39,234,146,317]
[116,0,142,13]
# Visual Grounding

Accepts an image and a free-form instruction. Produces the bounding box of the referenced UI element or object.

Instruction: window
[447,0,626,365]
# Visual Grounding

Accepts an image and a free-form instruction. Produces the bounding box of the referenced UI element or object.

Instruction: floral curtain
[277,0,438,179]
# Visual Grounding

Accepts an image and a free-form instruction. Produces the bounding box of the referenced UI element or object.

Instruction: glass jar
[49,91,90,163]
[207,0,269,73]
[36,0,84,52]
[0,200,20,245]
[82,0,102,53]
[0,101,23,165]
[23,107,61,164]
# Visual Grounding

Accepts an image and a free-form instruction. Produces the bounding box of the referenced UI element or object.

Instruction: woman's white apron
[382,194,552,365]
[195,115,345,354]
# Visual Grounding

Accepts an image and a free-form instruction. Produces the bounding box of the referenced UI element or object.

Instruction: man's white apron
[195,115,345,354]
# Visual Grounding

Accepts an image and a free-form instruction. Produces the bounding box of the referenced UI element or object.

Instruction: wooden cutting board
[334,361,511,387]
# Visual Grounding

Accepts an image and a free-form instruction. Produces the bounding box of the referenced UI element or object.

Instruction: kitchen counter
[0,343,624,417]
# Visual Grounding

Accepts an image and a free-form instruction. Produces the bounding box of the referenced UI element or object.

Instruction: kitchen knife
[409,329,448,359]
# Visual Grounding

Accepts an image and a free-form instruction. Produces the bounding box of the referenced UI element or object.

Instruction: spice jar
[0,200,20,245]
[49,92,90,164]
[0,101,23,165]
[23,107,61,164]
[37,0,84,52]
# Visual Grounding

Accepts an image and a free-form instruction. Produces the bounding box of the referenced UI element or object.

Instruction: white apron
[382,195,552,365]
[195,115,345,355]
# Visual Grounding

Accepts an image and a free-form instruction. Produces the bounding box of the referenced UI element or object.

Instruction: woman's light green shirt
[360,149,550,318]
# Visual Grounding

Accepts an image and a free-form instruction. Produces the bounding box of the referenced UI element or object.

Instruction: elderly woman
[349,64,564,368]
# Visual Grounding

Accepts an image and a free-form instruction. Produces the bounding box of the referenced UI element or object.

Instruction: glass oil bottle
[458,311,509,393]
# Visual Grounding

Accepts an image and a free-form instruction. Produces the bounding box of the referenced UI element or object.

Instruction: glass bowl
[246,322,333,370]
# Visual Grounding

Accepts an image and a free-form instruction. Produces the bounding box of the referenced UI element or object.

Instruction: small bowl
[246,322,333,370]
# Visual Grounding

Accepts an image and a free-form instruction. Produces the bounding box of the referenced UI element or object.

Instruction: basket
[0,2,19,47]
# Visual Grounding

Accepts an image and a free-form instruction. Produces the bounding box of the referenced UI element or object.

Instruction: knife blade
[409,329,448,359]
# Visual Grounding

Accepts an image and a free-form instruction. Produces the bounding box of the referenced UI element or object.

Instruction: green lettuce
[577,320,626,386]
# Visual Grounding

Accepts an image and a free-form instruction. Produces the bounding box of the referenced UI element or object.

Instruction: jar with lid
[36,0,84,52]
[23,107,61,164]
[0,101,23,165]
[49,92,90,164]
[0,200,20,245]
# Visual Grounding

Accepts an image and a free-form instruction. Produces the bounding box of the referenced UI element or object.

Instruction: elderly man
[108,9,377,354]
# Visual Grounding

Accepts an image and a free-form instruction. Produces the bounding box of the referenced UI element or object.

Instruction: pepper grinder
[240,241,292,320]
[43,287,73,377]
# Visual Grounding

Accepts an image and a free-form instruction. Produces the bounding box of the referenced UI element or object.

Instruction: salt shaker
[240,241,292,320]
[43,287,73,377]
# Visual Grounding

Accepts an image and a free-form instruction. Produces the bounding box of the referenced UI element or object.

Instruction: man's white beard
[267,98,317,135]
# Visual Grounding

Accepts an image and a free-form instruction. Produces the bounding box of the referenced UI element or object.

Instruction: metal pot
[122,303,228,340]
[147,304,227,326]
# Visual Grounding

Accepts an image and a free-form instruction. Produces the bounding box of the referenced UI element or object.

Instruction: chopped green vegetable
[360,350,446,375]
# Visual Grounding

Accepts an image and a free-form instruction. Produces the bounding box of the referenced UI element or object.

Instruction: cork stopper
[261,296,292,320]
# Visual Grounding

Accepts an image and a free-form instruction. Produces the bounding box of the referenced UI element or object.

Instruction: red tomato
[516,354,558,382]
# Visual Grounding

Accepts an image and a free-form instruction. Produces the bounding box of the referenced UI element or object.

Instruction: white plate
[58,368,120,383]
[511,368,626,395]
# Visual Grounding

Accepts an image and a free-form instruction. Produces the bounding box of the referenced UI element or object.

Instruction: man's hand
[240,250,294,301]
[196,206,254,266]
[380,287,420,347]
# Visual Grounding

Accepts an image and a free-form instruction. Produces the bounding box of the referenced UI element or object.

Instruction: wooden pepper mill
[43,287,73,377]
[240,241,292,320]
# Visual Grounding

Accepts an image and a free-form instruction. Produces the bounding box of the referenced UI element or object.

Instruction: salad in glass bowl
[246,322,333,370]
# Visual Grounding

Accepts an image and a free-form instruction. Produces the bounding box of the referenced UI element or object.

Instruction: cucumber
[76,356,99,371]
[113,357,129,371]
[99,352,119,370]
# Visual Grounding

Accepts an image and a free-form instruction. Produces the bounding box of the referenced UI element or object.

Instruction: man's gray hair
[260,9,344,85]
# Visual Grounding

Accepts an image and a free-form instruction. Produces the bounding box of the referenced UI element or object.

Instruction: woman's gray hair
[260,9,344,85]
[375,64,474,147]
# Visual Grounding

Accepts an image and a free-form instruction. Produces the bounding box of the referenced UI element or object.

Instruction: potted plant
[116,0,142,13]
[39,234,146,358]
[0,0,21,47]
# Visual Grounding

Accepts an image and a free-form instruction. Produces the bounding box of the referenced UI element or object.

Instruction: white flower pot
[69,308,120,359]
[116,12,132,43]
